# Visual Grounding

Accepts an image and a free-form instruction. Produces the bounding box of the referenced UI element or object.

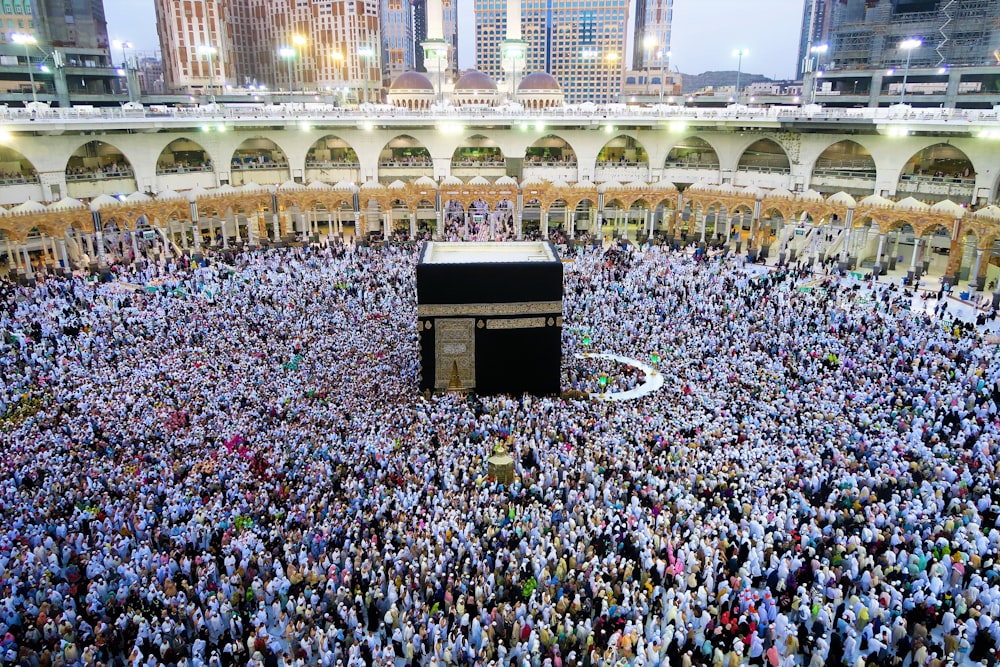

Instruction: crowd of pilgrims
[1,239,1000,667]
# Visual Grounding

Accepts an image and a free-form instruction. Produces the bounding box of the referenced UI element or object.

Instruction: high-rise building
[796,0,835,79]
[474,0,506,82]
[0,0,117,102]
[412,0,426,71]
[1,1,38,45]
[33,0,110,50]
[154,0,235,96]
[822,0,1000,70]
[475,0,629,105]
[155,0,382,102]
[632,0,673,73]
[381,0,415,79]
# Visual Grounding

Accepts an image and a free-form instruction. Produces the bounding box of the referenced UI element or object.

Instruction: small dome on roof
[454,70,497,91]
[519,72,561,91]
[929,199,965,217]
[895,196,930,211]
[390,71,434,91]
[827,191,857,207]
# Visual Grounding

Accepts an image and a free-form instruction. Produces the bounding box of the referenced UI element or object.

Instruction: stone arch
[451,135,505,168]
[229,138,290,186]
[524,134,578,167]
[415,197,437,236]
[387,197,411,238]
[305,135,360,168]
[155,137,214,174]
[65,140,138,197]
[737,139,790,173]
[378,135,433,183]
[897,143,976,204]
[810,140,877,194]
[597,135,649,167]
[521,195,544,238]
[66,140,135,180]
[0,145,39,183]
[665,136,720,170]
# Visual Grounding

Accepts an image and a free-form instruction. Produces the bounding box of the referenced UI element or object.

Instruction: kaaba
[417,242,563,396]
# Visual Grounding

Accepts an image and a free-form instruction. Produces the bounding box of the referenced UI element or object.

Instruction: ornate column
[541,208,549,240]
[907,237,921,283]
[972,246,989,291]
[516,191,524,240]
[873,234,887,276]
[58,238,69,270]
[21,244,34,280]
[943,230,964,287]
[410,212,417,238]
[6,239,18,272]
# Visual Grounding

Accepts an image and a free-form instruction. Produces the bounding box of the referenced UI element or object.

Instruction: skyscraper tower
[381,0,415,80]
[1,0,118,105]
[155,0,382,102]
[796,0,834,79]
[632,0,673,74]
[474,0,507,82]
[412,0,426,72]
[33,0,110,50]
[154,0,234,96]
[476,0,629,105]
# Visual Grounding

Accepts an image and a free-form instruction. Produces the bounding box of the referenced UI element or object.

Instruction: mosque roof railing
[2,103,999,135]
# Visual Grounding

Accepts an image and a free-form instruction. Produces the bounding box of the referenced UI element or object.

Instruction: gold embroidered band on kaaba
[417,301,563,318]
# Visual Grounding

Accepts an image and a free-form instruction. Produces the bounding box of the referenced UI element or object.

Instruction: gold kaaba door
[435,318,476,390]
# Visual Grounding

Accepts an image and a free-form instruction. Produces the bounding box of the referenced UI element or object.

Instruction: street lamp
[643,35,657,99]
[605,52,619,104]
[733,48,749,104]
[292,34,307,94]
[809,43,828,104]
[197,45,218,103]
[112,39,132,68]
[357,45,374,104]
[899,38,922,104]
[656,50,672,104]
[331,51,345,103]
[12,33,38,105]
[279,46,296,99]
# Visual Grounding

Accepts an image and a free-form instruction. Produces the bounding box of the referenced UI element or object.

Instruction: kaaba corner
[416,242,564,396]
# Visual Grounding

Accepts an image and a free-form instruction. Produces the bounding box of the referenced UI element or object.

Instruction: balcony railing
[664,161,720,169]
[452,160,506,168]
[4,103,1000,128]
[230,162,288,171]
[736,165,791,174]
[156,165,214,175]
[597,161,648,168]
[65,169,134,181]
[899,173,975,187]
[0,175,39,185]
[812,168,876,180]
[305,161,360,168]
[379,161,433,168]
